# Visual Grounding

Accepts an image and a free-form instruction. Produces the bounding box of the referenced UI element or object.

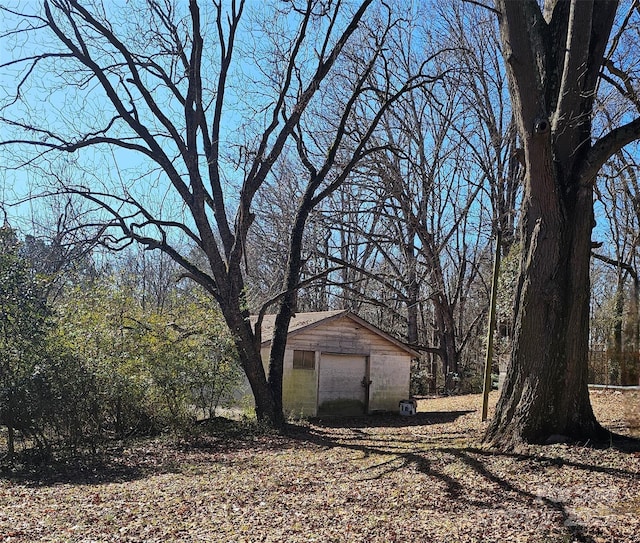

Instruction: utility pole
[482,230,501,421]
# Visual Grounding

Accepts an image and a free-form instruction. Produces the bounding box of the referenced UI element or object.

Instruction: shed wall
[260,346,319,418]
[369,353,411,412]
[263,316,411,416]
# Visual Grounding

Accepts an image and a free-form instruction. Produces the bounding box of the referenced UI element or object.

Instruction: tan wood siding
[287,319,409,357]
[260,315,412,417]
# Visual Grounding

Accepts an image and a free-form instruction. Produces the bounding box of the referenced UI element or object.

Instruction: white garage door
[317,353,368,416]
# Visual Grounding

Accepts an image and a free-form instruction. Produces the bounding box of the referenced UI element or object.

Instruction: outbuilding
[256,310,418,417]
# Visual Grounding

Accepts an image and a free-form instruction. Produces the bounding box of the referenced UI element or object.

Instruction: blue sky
[0,0,257,234]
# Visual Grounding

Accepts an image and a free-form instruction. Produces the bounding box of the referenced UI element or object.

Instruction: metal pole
[482,230,501,422]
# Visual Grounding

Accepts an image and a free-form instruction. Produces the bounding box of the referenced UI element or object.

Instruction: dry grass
[0,390,639,543]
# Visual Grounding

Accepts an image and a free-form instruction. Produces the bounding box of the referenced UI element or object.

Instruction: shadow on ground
[0,449,153,486]
[309,410,475,428]
[288,420,640,543]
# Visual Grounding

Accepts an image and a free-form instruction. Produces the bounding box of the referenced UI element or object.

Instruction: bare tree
[593,148,640,385]
[307,3,519,392]
[305,45,492,390]
[485,0,640,449]
[443,2,521,252]
[0,0,432,426]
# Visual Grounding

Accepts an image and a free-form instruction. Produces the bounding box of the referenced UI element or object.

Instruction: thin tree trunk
[610,273,625,384]
[407,233,419,346]
[267,193,315,429]
[629,278,640,385]
[6,425,15,460]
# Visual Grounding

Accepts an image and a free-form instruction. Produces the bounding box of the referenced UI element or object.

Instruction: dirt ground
[0,390,639,543]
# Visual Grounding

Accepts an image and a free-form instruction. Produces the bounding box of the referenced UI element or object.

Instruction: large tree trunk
[485,0,620,449]
[486,165,606,447]
[224,308,279,425]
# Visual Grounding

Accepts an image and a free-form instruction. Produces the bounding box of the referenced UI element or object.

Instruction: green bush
[54,276,242,436]
[1,230,243,459]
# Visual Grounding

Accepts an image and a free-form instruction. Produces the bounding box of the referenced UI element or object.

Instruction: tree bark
[485,0,623,449]
[266,207,310,429]
[433,293,459,377]
[224,307,278,425]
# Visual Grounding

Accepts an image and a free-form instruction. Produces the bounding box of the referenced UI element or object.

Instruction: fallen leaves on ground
[1,390,639,543]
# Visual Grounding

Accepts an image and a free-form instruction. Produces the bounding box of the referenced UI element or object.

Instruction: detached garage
[256,310,418,417]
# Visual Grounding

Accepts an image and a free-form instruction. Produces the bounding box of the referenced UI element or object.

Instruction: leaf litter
[0,390,638,542]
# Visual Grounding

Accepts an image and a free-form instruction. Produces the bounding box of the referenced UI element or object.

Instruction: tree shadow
[288,422,640,543]
[289,424,469,498]
[0,450,153,486]
[309,410,475,428]
[593,432,640,453]
[443,447,599,543]
[469,443,640,479]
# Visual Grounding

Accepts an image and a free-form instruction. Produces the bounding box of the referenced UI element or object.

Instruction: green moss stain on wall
[317,399,365,417]
[283,368,317,417]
